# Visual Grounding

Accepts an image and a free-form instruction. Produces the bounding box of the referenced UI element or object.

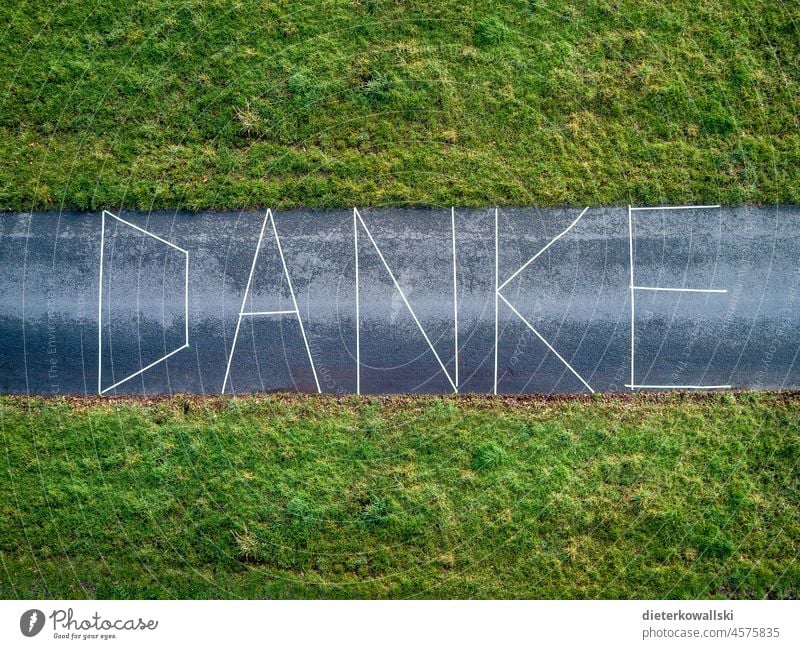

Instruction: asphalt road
[1,205,798,395]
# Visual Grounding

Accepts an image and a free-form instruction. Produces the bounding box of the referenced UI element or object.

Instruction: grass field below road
[0,392,798,599]
[1,1,798,211]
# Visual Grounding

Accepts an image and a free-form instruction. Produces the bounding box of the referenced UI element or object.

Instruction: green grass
[1,393,798,598]
[1,1,798,211]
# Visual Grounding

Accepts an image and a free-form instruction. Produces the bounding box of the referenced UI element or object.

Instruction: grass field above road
[1,1,798,211]
[1,393,798,599]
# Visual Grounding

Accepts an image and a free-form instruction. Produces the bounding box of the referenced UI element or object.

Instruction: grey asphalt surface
[1,205,798,395]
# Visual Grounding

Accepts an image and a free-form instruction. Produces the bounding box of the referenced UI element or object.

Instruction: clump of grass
[360,494,393,527]
[474,16,510,47]
[286,496,320,533]
[471,440,507,470]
